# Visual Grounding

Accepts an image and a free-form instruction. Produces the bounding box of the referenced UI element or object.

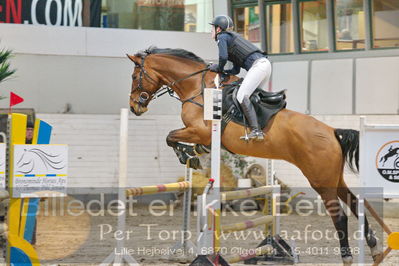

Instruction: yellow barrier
[221,215,274,233]
[221,186,273,201]
[126,181,191,197]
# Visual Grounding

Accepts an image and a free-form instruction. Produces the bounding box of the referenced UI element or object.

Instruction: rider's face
[211,26,220,39]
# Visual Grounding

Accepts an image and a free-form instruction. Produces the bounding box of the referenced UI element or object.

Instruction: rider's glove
[209,64,221,73]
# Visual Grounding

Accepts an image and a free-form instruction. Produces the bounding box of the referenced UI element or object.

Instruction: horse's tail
[334,129,359,173]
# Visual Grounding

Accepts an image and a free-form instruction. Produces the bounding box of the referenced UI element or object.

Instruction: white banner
[360,122,399,198]
[12,144,68,198]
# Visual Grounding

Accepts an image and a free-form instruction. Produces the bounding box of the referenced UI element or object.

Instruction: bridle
[131,54,209,108]
[132,56,159,105]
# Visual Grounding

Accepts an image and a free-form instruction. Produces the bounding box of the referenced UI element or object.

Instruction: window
[232,0,399,53]
[265,3,294,54]
[101,0,213,32]
[372,0,399,48]
[233,6,261,47]
[0,0,213,32]
[300,0,329,52]
[335,0,365,50]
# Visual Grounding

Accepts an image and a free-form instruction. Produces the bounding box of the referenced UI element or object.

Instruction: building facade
[0,0,398,115]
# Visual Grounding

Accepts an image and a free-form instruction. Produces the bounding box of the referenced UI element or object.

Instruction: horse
[127,47,382,264]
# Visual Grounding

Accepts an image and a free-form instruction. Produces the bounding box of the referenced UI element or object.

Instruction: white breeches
[237,57,272,104]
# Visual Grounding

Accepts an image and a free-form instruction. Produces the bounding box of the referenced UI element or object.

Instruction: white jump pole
[170,164,196,256]
[191,75,227,265]
[358,117,366,266]
[101,108,138,266]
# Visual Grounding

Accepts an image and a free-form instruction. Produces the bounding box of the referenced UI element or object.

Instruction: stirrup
[240,129,264,141]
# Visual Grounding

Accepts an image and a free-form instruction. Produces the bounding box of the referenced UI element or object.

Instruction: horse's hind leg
[337,180,383,261]
[314,187,353,265]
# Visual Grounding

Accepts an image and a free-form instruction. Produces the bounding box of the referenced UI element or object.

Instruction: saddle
[221,79,287,133]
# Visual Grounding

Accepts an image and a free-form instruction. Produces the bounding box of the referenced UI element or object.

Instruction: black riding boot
[239,96,264,141]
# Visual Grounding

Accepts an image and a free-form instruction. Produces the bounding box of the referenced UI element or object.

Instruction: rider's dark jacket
[216,31,266,75]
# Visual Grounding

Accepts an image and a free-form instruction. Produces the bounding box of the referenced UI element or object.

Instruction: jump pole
[266,159,277,235]
[169,163,196,256]
[190,75,227,265]
[126,181,191,196]
[101,108,138,266]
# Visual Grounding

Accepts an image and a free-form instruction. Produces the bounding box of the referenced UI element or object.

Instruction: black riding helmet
[210,15,234,31]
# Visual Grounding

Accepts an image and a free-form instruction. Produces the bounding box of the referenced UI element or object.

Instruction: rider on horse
[209,15,272,141]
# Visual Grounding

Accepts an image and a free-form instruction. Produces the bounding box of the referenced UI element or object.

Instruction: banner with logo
[12,144,68,197]
[360,122,399,198]
[0,0,101,27]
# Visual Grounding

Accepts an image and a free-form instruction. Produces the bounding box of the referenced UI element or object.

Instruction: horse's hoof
[372,251,383,263]
[194,144,210,155]
[178,155,188,165]
[342,255,353,265]
[187,157,202,170]
[370,244,382,261]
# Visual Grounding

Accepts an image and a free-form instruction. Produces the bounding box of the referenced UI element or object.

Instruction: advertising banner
[12,144,68,197]
[360,123,399,197]
[0,0,101,27]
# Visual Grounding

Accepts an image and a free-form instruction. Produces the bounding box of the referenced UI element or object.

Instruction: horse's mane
[135,46,206,64]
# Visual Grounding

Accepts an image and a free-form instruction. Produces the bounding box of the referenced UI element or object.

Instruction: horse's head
[127,53,162,116]
[128,48,212,116]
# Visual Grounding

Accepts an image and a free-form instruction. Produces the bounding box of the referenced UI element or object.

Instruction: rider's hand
[221,72,230,82]
[209,64,221,73]
[223,70,232,77]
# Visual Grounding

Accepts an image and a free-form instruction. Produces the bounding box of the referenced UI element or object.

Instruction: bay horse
[127,47,381,264]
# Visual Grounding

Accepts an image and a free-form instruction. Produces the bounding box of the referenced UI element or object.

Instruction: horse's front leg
[166,127,210,170]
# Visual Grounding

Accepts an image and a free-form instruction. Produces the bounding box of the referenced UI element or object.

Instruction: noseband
[133,56,160,105]
[131,54,209,108]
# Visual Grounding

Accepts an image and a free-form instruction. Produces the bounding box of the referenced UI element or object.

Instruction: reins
[135,54,209,108]
[156,67,209,108]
